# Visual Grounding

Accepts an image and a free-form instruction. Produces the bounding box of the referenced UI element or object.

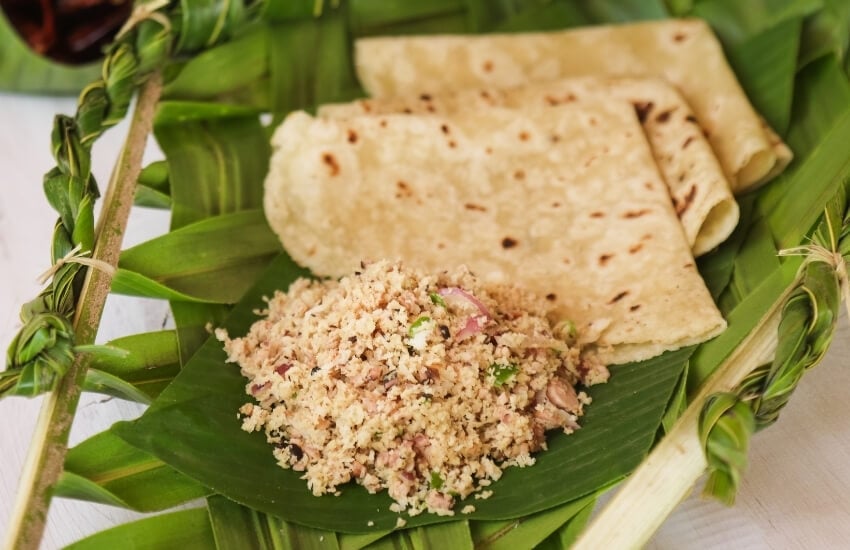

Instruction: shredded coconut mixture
[217,260,608,516]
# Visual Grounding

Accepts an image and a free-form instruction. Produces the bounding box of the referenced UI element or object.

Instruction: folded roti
[264,102,727,365]
[355,18,792,193]
[320,76,738,256]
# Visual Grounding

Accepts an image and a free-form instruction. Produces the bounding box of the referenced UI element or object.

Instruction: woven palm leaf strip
[700,195,850,503]
[1,0,256,398]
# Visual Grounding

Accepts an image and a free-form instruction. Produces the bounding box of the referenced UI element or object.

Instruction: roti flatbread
[320,76,738,256]
[264,102,726,365]
[355,18,792,192]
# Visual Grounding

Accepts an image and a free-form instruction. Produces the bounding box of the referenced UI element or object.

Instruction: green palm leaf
[56,431,210,511]
[115,210,281,304]
[65,508,216,550]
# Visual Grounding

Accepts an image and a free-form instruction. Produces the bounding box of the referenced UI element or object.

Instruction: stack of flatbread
[262,19,792,365]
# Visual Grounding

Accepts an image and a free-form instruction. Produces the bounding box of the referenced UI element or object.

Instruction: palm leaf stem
[3,74,162,550]
[572,279,790,549]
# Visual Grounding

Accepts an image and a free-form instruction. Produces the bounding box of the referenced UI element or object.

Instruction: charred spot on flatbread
[622,209,650,219]
[674,184,698,216]
[322,152,340,176]
[633,101,654,122]
[609,291,629,304]
[654,108,676,123]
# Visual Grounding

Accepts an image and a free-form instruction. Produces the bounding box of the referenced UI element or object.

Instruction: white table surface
[1,92,849,550]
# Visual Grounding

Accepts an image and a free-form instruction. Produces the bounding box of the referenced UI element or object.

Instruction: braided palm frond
[699,194,848,503]
[1,0,255,398]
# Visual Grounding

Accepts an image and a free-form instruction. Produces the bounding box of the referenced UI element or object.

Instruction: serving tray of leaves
[3,0,850,548]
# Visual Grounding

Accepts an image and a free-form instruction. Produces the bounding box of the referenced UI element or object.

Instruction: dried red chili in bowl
[1,0,131,64]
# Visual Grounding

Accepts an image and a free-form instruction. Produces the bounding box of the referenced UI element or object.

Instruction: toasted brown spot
[464,203,487,212]
[322,152,340,176]
[589,116,598,126]
[483,60,493,72]
[485,147,493,155]
[395,180,413,199]
[685,114,698,123]
[545,95,559,106]
[519,131,530,141]
[673,32,687,42]
[552,201,561,208]
[682,136,695,149]
[633,101,655,123]
[609,290,629,303]
[307,247,317,257]
[562,257,572,265]
[545,293,557,301]
[480,90,491,99]
[674,184,698,216]
[419,93,432,101]
[550,134,561,143]
[502,237,518,249]
[437,242,445,249]
[448,140,457,148]
[684,262,694,268]
[426,104,436,113]
[703,128,711,138]
[655,108,676,123]
[379,119,387,128]
[402,108,413,114]
[440,124,450,134]
[590,211,605,218]
[678,172,686,183]
[361,102,373,113]
[641,233,653,241]
[623,209,650,219]
[644,181,655,191]
[599,253,614,265]
[629,243,644,254]
[347,129,358,144]
[630,304,642,312]
[514,170,525,180]
[584,155,598,167]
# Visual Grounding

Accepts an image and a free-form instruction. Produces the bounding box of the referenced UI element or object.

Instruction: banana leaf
[5,0,850,548]
[113,250,690,532]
